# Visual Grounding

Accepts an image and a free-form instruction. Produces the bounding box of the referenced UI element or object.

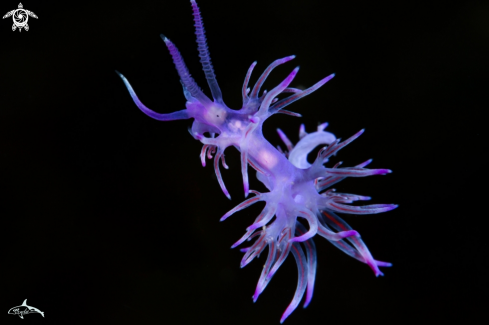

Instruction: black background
[1,0,487,324]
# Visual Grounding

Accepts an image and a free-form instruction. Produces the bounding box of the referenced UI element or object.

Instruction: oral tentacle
[117,71,190,121]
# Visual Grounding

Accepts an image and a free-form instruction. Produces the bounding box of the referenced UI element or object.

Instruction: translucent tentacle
[320,210,392,276]
[241,232,267,267]
[250,56,295,99]
[324,189,371,203]
[299,124,307,139]
[319,129,364,161]
[160,35,212,105]
[190,0,223,103]
[276,109,302,117]
[241,147,249,197]
[240,119,261,197]
[283,87,302,94]
[317,122,328,132]
[296,221,317,308]
[242,61,257,102]
[280,242,308,323]
[317,159,372,192]
[220,191,262,221]
[200,145,209,167]
[258,67,300,116]
[317,221,359,241]
[220,153,229,169]
[253,239,277,302]
[289,209,318,243]
[319,222,366,262]
[270,73,335,113]
[246,203,277,231]
[231,203,273,248]
[307,129,370,180]
[324,166,391,177]
[117,71,190,121]
[214,151,231,200]
[207,145,216,159]
[326,202,398,215]
[231,229,255,249]
[276,128,294,152]
[267,228,292,280]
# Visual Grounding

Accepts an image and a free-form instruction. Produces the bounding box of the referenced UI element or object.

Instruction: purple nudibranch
[117,0,397,322]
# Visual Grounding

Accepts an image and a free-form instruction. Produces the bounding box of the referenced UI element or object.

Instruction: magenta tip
[303,296,312,308]
[252,289,261,302]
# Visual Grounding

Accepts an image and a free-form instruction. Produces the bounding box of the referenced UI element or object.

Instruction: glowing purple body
[117,1,397,322]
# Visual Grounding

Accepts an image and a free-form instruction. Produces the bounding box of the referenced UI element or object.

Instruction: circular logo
[13,9,28,28]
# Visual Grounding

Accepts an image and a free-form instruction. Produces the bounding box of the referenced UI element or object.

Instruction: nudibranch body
[117,1,397,322]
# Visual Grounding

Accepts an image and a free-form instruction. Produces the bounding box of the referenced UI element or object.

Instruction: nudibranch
[117,1,397,322]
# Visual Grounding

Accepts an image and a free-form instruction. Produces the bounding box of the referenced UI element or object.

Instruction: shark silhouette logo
[2,3,38,32]
[8,299,44,319]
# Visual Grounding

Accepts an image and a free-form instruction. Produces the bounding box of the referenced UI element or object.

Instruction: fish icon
[7,299,44,319]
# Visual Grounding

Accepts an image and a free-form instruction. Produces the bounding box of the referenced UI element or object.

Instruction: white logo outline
[7,299,45,319]
[3,3,38,32]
